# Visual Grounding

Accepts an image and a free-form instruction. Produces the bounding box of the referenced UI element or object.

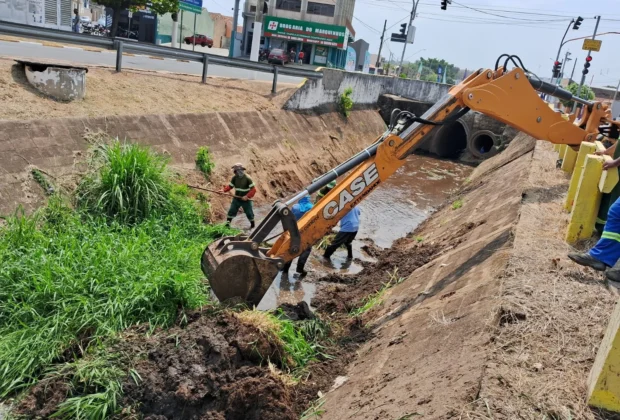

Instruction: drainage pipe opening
[430,121,468,159]
[468,130,498,159]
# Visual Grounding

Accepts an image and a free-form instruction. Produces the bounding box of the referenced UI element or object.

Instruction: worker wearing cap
[222,163,257,228]
[315,180,337,204]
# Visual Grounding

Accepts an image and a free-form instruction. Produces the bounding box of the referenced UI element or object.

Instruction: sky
[204,0,620,88]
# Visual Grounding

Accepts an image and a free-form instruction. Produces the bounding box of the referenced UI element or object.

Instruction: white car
[79,16,91,24]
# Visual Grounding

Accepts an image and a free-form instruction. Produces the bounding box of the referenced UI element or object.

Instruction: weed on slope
[0,141,233,401]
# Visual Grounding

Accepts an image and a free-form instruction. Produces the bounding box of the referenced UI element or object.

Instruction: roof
[591,86,617,101]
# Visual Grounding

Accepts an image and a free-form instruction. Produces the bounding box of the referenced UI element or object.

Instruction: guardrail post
[272,65,278,94]
[566,154,604,243]
[202,54,209,84]
[565,141,596,212]
[115,40,123,73]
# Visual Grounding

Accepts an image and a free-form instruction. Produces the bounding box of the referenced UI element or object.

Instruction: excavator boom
[203,59,610,306]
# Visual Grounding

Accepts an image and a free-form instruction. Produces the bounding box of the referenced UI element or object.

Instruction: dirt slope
[317,135,537,418]
[0,58,295,121]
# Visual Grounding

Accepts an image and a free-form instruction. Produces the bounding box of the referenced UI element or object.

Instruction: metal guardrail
[0,20,323,92]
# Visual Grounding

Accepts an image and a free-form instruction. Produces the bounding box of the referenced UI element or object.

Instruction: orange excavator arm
[202,60,611,306]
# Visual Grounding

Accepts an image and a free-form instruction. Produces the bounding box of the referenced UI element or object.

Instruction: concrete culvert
[17,60,88,101]
[468,130,498,159]
[430,120,468,158]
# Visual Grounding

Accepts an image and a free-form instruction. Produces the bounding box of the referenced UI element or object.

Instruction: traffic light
[552,61,562,78]
[573,16,583,30]
[399,23,407,36]
[441,0,448,10]
[583,55,592,75]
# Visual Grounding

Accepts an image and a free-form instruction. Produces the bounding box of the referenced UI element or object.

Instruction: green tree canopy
[407,57,460,84]
[560,83,595,108]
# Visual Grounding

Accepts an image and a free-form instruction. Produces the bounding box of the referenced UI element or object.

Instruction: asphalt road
[0,40,303,84]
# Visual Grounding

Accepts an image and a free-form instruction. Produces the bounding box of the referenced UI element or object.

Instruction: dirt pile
[0,59,295,121]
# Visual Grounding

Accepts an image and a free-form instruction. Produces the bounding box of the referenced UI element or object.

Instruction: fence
[0,20,323,92]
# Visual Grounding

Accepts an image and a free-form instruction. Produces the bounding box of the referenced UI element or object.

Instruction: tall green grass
[0,140,233,398]
[76,141,172,224]
[195,146,215,179]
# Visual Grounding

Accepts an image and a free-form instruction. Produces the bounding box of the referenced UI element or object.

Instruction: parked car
[79,16,91,24]
[184,34,213,47]
[268,48,290,65]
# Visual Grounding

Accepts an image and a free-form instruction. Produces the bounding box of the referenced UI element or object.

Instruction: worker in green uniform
[222,163,257,228]
[315,180,337,204]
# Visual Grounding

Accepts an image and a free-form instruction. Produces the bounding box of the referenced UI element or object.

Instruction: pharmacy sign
[264,15,349,49]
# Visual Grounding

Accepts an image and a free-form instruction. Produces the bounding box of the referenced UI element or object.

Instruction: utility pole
[398,0,420,77]
[376,20,387,68]
[573,15,601,112]
[250,0,267,61]
[229,0,240,58]
[570,56,578,82]
[559,50,571,83]
[612,79,620,119]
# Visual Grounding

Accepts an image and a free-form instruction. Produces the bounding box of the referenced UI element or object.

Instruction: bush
[76,141,171,224]
[399,73,407,79]
[339,87,354,117]
[195,146,215,179]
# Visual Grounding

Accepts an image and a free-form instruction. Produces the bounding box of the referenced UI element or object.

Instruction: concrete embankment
[0,109,385,216]
[317,136,617,419]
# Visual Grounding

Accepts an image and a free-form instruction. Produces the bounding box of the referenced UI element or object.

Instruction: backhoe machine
[202,55,613,306]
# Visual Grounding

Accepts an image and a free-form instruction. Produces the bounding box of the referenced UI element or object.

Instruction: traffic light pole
[573,15,601,112]
[552,19,575,84]
[398,0,420,77]
[559,50,571,82]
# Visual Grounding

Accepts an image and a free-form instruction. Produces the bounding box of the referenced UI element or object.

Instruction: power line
[449,0,568,22]
[353,16,381,34]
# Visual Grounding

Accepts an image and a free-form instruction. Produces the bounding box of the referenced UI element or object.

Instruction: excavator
[202,54,615,306]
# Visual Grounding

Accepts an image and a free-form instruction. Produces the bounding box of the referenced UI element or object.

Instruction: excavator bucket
[201,237,281,307]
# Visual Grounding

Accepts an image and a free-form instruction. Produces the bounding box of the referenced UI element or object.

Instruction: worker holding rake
[222,163,256,229]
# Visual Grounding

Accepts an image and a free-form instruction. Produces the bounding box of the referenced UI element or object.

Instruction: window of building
[276,0,301,12]
[250,5,256,12]
[306,1,335,16]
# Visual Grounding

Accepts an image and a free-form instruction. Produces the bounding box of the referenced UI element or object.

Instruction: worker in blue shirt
[282,195,314,277]
[324,206,360,260]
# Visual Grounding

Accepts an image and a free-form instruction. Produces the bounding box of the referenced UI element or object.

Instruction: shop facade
[262,15,349,68]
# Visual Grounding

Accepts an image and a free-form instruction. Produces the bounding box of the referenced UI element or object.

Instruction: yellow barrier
[561,145,578,173]
[588,299,620,410]
[565,142,597,211]
[553,144,561,152]
[566,154,604,243]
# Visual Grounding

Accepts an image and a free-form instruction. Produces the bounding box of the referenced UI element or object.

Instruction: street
[0,40,303,84]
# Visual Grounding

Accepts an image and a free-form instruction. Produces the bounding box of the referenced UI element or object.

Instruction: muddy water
[230,155,471,310]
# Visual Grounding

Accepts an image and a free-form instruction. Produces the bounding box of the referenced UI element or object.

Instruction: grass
[339,87,353,118]
[0,140,234,398]
[300,396,326,420]
[350,268,405,317]
[235,309,328,373]
[314,234,336,251]
[75,141,171,224]
[415,236,424,242]
[195,146,215,179]
[31,168,55,196]
[451,199,463,210]
[48,352,130,419]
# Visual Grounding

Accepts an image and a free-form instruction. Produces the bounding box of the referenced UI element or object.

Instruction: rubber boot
[568,252,607,271]
[250,220,256,229]
[225,217,232,228]
[346,244,354,260]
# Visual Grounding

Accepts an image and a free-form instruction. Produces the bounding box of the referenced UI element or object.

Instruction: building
[210,12,233,48]
[157,9,214,45]
[71,0,106,25]
[592,86,620,119]
[350,39,368,71]
[0,0,72,30]
[242,0,356,67]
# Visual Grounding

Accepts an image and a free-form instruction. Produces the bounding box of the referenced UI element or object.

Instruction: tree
[410,57,460,84]
[149,0,180,47]
[560,83,595,109]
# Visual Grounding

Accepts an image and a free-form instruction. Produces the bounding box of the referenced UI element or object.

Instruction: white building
[0,0,73,30]
[242,0,355,67]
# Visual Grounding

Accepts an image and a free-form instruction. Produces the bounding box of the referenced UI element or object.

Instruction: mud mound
[120,311,295,420]
[312,244,438,313]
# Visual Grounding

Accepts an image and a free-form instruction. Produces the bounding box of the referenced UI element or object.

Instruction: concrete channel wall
[285,68,451,111]
[0,109,386,216]
[286,69,518,161]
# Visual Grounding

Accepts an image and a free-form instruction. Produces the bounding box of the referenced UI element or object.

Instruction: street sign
[180,0,201,14]
[406,26,415,44]
[390,33,406,43]
[582,39,602,52]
